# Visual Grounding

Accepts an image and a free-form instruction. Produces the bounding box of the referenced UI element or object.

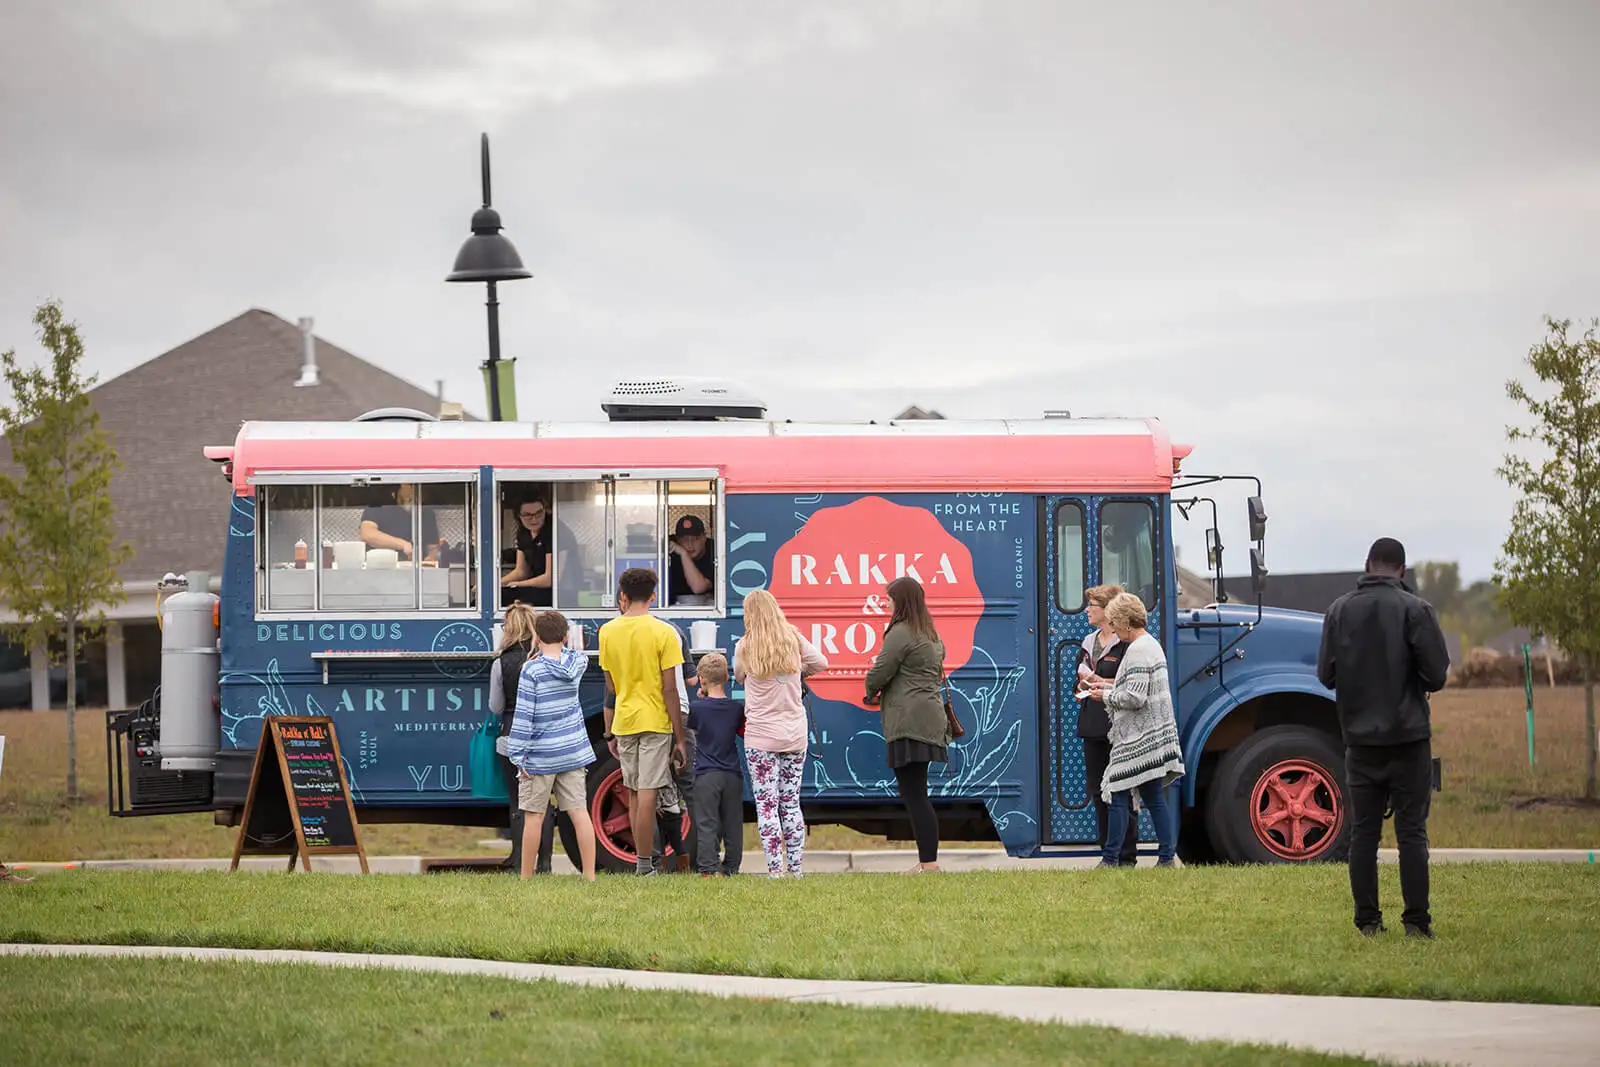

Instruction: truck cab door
[1041,496,1165,846]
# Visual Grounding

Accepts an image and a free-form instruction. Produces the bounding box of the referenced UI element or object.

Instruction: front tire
[1205,725,1348,864]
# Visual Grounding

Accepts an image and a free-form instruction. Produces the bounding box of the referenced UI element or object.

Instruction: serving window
[256,477,479,615]
[495,472,721,615]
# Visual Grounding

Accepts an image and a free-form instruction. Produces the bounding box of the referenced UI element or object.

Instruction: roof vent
[601,377,766,422]
[353,407,438,423]
[294,317,319,388]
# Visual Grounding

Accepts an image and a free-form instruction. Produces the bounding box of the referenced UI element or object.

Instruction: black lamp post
[446,133,531,422]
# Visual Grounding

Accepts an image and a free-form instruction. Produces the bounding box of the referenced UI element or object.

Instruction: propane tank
[158,570,221,772]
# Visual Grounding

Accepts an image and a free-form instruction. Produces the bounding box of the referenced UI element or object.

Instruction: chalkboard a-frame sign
[229,716,369,873]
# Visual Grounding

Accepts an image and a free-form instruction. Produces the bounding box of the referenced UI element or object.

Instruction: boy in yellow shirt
[599,568,687,876]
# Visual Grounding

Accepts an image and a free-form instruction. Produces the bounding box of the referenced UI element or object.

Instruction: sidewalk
[10,847,1598,876]
[4,942,1596,1067]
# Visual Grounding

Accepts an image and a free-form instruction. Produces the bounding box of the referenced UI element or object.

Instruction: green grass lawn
[4,865,1597,1005]
[0,956,1391,1067]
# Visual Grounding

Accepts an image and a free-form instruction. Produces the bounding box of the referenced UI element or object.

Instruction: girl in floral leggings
[734,589,829,877]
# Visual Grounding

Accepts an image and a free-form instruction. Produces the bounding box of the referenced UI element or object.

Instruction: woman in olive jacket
[864,576,950,873]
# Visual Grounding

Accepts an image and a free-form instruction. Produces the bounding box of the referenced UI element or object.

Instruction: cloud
[286,38,724,120]
[1,0,1597,583]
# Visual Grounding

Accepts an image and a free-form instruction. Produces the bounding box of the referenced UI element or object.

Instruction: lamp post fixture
[446,132,531,422]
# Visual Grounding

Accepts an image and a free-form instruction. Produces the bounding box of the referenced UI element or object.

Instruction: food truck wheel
[575,755,695,874]
[1204,726,1349,865]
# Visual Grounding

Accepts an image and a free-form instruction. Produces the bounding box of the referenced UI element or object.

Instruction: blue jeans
[1103,781,1178,864]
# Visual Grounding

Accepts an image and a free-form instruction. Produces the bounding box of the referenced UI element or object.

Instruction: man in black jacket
[1317,538,1450,939]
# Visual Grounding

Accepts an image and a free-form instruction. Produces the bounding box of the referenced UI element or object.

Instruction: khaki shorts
[617,732,674,791]
[517,768,588,815]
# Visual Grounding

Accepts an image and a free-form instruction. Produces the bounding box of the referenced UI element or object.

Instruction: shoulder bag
[942,675,966,740]
[470,712,511,802]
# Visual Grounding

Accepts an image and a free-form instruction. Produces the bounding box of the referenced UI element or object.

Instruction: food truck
[109,380,1348,869]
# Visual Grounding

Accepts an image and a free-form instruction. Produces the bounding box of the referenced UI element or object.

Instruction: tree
[1496,316,1600,800]
[1415,562,1515,650]
[0,301,132,801]
[1413,562,1462,615]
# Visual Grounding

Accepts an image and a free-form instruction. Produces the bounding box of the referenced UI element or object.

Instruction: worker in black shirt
[501,496,554,608]
[667,515,715,604]
[358,484,439,562]
[1317,538,1449,939]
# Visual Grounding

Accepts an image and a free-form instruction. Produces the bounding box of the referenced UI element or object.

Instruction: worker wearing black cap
[667,515,715,605]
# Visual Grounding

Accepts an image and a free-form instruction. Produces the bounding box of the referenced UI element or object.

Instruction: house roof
[38,310,455,580]
[1221,569,1418,615]
[1176,565,1214,609]
[895,405,945,420]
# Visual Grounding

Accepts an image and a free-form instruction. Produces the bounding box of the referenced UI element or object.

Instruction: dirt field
[1,689,1595,861]
[1427,686,1599,848]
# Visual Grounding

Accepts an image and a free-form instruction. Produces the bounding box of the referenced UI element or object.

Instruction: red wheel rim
[589,767,692,864]
[1248,758,1343,861]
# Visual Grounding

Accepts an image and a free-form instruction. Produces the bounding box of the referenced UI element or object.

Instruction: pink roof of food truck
[217,418,1192,495]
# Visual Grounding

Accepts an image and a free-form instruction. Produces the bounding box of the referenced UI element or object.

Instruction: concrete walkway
[4,943,1597,1066]
[10,847,1598,876]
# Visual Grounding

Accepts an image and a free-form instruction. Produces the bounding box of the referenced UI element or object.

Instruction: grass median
[0,955,1392,1067]
[3,864,1597,1005]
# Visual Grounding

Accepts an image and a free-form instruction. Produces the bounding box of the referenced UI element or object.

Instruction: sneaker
[1156,858,1183,869]
[1094,860,1121,869]
[1404,923,1434,940]
[1358,924,1387,937]
[635,866,658,877]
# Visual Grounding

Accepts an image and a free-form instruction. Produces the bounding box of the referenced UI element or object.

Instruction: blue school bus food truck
[109,381,1344,870]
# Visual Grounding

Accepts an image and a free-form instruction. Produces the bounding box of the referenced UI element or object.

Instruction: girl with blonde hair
[734,589,829,877]
[488,603,556,873]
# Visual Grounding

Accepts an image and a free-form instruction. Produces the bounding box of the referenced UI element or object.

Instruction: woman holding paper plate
[1076,584,1138,866]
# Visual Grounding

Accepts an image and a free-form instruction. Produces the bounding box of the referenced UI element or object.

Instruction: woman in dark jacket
[1078,584,1138,866]
[863,577,950,873]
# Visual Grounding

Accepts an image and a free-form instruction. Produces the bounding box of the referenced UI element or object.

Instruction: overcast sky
[2,0,1596,581]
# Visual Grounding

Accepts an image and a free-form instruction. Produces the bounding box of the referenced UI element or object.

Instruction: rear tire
[1205,725,1349,864]
[562,753,693,875]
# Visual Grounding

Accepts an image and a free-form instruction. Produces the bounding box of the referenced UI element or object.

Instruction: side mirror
[1250,546,1269,597]
[1205,527,1223,570]
[1247,496,1268,542]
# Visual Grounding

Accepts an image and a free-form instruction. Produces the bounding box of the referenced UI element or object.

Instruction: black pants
[1082,736,1139,865]
[500,755,556,874]
[893,762,941,864]
[694,770,745,875]
[1346,738,1432,930]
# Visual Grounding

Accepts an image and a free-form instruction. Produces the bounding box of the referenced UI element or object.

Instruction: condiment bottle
[294,539,308,569]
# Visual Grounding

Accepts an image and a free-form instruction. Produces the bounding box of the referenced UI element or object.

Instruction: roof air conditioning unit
[353,407,438,423]
[601,377,767,422]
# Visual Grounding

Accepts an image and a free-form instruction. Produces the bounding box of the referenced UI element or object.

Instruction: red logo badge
[767,497,981,709]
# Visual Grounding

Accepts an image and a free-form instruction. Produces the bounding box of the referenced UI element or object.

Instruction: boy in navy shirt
[687,653,746,876]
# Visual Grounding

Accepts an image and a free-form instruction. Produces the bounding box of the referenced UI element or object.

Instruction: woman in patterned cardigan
[1083,592,1185,868]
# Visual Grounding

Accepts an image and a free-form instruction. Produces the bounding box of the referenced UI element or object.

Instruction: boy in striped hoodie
[507,610,597,881]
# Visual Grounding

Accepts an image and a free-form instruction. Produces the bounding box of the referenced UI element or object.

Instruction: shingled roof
[77,309,455,580]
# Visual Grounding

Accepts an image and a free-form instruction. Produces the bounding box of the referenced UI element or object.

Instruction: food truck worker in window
[502,496,554,608]
[359,484,439,563]
[667,515,715,604]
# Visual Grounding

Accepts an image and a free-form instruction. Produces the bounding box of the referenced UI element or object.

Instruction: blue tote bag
[470,712,510,802]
